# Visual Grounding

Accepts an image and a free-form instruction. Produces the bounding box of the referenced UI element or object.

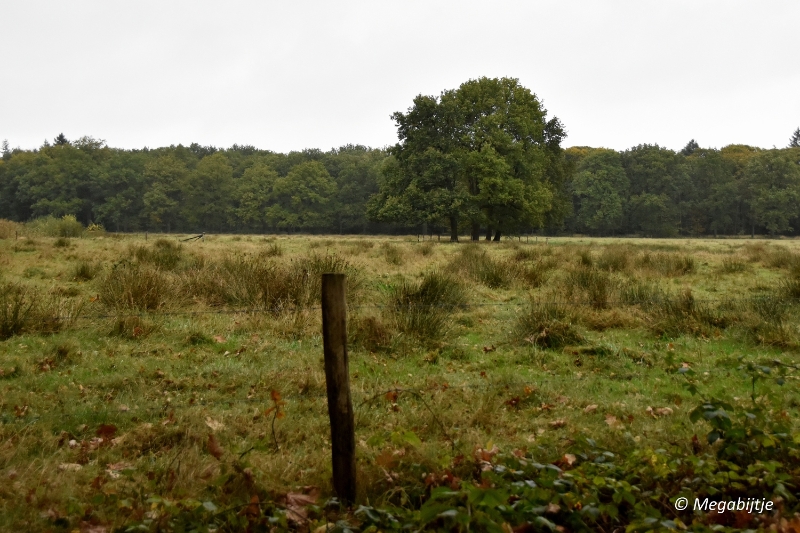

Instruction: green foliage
[26,214,84,237]
[369,77,564,241]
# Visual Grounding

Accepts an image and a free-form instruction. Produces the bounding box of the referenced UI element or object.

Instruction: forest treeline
[1,134,800,237]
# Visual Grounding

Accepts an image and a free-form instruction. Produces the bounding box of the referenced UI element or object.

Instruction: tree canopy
[368,77,566,241]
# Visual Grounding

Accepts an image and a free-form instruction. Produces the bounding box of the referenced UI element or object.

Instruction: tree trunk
[449,216,459,242]
[485,227,492,240]
[471,222,480,241]
[493,231,502,242]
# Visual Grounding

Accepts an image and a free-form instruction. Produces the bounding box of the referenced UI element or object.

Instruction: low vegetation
[0,233,799,531]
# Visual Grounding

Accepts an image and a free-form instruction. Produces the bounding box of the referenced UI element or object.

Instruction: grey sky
[2,1,798,153]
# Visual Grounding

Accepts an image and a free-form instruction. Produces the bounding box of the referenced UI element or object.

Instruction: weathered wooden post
[321,273,356,503]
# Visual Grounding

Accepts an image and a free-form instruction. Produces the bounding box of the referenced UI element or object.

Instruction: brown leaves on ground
[283,486,319,525]
[584,404,598,413]
[605,414,623,429]
[548,418,567,429]
[207,433,225,460]
[205,417,225,432]
[646,406,674,417]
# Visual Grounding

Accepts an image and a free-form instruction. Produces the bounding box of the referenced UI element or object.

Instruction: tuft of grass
[719,257,748,273]
[109,314,160,339]
[130,239,184,270]
[763,246,798,269]
[418,241,435,256]
[619,279,664,307]
[563,266,613,309]
[596,245,630,272]
[0,283,83,339]
[263,242,283,257]
[0,283,36,339]
[388,271,465,341]
[636,252,695,276]
[650,289,730,337]
[516,301,582,349]
[449,245,511,289]
[350,314,393,352]
[53,237,70,248]
[73,260,102,281]
[381,243,404,265]
[99,262,174,310]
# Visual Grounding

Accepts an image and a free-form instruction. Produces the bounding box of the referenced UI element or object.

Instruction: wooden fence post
[321,273,356,503]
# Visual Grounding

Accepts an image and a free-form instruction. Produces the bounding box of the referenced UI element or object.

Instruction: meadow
[0,226,799,531]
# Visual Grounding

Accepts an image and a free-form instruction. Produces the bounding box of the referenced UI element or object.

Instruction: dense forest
[2,131,799,238]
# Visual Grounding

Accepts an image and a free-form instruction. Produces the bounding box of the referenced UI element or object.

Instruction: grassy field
[1,231,799,531]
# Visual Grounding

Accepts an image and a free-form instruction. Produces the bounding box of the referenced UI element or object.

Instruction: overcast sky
[2,1,798,153]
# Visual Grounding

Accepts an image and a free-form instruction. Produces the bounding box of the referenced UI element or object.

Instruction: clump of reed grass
[636,252,695,276]
[349,314,393,352]
[53,237,70,248]
[649,289,730,337]
[417,241,435,256]
[596,245,630,272]
[388,271,465,341]
[73,260,102,281]
[563,266,613,309]
[448,245,511,289]
[263,242,283,257]
[516,301,582,349]
[183,252,362,312]
[764,246,798,269]
[0,283,36,339]
[130,239,183,270]
[382,243,404,265]
[618,279,664,308]
[720,257,748,273]
[0,283,83,339]
[108,315,160,339]
[98,262,174,310]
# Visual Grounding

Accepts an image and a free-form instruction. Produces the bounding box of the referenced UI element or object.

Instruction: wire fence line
[0,374,701,429]
[11,294,800,324]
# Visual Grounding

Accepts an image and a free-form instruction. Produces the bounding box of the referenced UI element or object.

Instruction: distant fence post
[321,273,356,504]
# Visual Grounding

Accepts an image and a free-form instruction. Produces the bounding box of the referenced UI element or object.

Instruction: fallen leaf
[584,404,598,413]
[563,453,577,466]
[286,489,319,525]
[504,397,521,409]
[474,445,500,463]
[205,417,225,432]
[376,448,399,469]
[604,414,623,429]
[655,407,674,416]
[213,335,226,343]
[58,463,83,472]
[545,503,561,514]
[118,404,129,412]
[96,424,117,441]
[207,433,224,460]
[482,345,496,353]
[385,390,398,403]
[549,419,567,429]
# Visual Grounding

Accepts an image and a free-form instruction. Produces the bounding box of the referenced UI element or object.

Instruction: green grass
[0,234,798,531]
